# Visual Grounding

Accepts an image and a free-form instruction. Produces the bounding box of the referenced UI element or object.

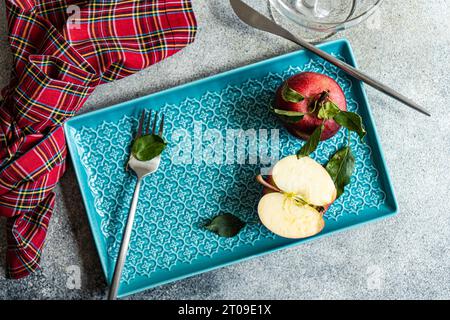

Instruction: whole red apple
[274,72,347,141]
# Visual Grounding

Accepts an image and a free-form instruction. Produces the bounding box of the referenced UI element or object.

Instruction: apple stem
[256,175,282,193]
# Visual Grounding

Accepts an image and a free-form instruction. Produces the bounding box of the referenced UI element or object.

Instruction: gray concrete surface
[0,0,449,300]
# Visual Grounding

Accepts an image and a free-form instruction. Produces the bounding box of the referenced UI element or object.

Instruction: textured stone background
[0,0,449,300]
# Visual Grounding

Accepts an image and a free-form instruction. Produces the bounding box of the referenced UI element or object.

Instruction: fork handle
[108,178,142,300]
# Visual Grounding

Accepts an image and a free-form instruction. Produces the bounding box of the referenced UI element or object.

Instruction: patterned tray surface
[65,39,397,297]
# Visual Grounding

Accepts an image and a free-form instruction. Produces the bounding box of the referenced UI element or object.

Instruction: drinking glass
[268,0,384,42]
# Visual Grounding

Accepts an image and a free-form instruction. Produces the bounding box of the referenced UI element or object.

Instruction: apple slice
[258,193,325,239]
[271,155,336,206]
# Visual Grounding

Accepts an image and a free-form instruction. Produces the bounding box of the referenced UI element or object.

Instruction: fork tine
[158,114,165,136]
[136,110,145,138]
[152,111,158,134]
[146,110,152,134]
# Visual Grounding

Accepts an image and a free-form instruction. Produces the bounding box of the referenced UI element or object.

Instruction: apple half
[257,156,336,239]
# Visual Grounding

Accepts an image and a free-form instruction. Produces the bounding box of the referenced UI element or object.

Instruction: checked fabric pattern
[0,0,197,279]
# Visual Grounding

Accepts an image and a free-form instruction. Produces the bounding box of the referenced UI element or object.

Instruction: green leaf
[325,146,355,199]
[296,124,324,158]
[131,134,167,161]
[272,108,305,123]
[318,101,341,120]
[272,108,305,117]
[334,111,366,140]
[281,82,305,103]
[205,213,245,238]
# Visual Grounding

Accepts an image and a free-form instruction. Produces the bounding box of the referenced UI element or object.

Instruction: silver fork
[108,110,165,300]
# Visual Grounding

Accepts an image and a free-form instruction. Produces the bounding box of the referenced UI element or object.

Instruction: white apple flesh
[258,193,325,239]
[271,155,336,206]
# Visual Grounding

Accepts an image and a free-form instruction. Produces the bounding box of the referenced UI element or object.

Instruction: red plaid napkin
[0,0,197,279]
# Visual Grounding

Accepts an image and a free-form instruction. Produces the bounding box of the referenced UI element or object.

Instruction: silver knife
[230,0,431,117]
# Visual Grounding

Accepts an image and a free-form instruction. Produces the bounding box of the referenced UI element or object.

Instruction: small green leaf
[318,101,341,120]
[334,111,366,140]
[272,108,305,117]
[131,134,167,161]
[272,108,305,123]
[296,124,324,158]
[205,213,245,238]
[325,146,355,199]
[281,82,304,103]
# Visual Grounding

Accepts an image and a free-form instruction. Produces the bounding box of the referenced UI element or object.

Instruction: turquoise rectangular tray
[64,39,398,298]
